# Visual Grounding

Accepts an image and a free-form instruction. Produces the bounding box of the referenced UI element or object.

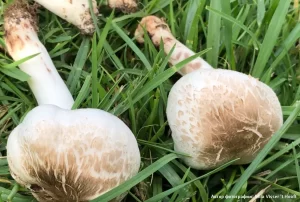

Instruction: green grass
[0,0,300,201]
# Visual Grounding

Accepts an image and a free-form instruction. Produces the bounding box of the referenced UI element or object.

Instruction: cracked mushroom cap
[167,69,283,170]
[7,105,140,201]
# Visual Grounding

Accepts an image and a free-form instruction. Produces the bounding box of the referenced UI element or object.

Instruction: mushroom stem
[135,16,213,75]
[33,0,98,35]
[106,0,138,13]
[4,1,74,109]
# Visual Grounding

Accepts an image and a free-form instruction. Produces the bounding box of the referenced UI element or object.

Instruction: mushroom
[135,16,283,170]
[5,1,140,201]
[7,106,141,201]
[32,0,99,35]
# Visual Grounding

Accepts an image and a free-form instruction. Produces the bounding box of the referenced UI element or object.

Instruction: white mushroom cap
[167,69,283,169]
[7,105,140,201]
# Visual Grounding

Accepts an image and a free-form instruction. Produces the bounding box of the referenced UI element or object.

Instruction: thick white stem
[135,16,213,75]
[33,0,98,35]
[4,2,74,109]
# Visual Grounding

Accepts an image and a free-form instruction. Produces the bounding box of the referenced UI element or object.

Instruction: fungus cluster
[4,0,140,201]
[4,1,284,201]
[135,16,283,170]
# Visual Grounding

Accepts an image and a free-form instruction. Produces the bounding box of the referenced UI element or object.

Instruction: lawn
[0,0,300,201]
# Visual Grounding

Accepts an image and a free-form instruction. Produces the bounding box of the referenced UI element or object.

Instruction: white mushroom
[135,16,283,170]
[33,0,99,35]
[5,2,140,201]
[7,105,141,201]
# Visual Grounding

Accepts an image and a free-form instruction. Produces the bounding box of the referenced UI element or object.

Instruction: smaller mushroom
[135,16,283,170]
[33,0,99,35]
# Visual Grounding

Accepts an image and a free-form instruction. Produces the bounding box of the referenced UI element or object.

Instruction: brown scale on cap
[21,125,128,201]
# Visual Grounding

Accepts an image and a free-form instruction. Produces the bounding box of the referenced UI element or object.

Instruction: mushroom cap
[7,105,140,201]
[166,69,283,170]
[135,16,171,44]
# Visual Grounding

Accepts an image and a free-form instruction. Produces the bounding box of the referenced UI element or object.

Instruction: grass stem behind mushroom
[135,16,283,170]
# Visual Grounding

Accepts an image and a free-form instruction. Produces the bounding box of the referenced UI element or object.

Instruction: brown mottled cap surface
[7,105,141,201]
[167,69,283,169]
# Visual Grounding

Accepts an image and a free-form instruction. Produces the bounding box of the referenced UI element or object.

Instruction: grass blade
[145,159,238,202]
[112,21,152,71]
[206,0,221,67]
[251,0,291,78]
